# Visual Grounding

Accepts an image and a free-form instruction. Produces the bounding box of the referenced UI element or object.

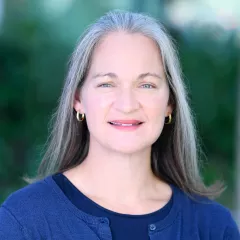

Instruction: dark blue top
[52,173,173,240]
[0,175,239,239]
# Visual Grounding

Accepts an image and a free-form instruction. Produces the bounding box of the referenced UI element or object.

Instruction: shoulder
[195,198,234,221]
[190,194,234,223]
[177,188,240,238]
[3,177,51,204]
[1,176,57,220]
[0,176,97,239]
[193,197,240,239]
[0,177,60,238]
[174,186,234,221]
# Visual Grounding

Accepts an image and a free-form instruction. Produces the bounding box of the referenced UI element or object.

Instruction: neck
[65,138,170,205]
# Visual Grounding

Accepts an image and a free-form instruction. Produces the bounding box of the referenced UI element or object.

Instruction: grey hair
[35,10,223,198]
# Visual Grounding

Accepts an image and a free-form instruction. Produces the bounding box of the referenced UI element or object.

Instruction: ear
[73,89,85,113]
[165,104,173,117]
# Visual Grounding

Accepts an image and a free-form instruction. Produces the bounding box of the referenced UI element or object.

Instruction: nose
[113,87,140,113]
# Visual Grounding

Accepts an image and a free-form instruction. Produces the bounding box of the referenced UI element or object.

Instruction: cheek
[86,93,115,109]
[83,91,115,123]
[141,92,169,116]
[143,95,168,139]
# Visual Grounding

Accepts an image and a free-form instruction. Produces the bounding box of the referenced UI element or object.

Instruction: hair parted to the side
[31,10,224,199]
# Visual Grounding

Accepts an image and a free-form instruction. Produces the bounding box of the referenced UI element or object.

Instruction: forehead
[97,31,159,49]
[88,31,164,74]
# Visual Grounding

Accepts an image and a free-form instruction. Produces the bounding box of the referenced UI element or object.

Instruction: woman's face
[74,31,172,154]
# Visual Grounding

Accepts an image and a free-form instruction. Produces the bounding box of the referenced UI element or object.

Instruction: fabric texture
[0,175,239,240]
[52,173,173,240]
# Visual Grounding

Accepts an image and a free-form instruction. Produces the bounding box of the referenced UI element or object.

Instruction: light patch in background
[42,0,74,18]
[167,0,240,30]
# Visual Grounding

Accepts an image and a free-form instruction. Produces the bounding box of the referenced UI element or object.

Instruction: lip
[108,124,143,131]
[108,120,143,124]
[108,120,144,131]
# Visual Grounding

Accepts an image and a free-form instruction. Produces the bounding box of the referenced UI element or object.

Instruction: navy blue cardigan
[0,175,239,239]
[52,173,173,240]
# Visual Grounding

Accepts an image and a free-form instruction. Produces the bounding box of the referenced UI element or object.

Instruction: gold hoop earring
[165,114,172,124]
[76,112,85,122]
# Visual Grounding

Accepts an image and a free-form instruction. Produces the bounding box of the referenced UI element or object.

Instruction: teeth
[120,123,134,126]
[110,122,140,126]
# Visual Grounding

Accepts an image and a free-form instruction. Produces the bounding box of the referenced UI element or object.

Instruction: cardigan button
[149,224,156,231]
[99,218,108,224]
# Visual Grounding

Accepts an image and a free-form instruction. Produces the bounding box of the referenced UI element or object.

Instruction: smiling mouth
[108,122,143,126]
[108,120,144,131]
[109,122,142,127]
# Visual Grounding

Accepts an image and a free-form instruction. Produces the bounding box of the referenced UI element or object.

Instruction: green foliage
[179,28,238,162]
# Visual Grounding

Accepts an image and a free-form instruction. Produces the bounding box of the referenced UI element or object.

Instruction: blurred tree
[235,53,240,225]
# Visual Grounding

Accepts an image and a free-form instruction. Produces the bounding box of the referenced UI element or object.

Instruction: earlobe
[165,105,173,117]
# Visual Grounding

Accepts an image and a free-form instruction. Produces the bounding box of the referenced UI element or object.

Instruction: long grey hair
[35,10,223,198]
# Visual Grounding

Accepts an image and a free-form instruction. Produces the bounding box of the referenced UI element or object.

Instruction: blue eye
[140,84,155,89]
[98,83,113,88]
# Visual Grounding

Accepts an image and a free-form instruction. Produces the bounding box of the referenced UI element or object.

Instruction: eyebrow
[92,72,163,80]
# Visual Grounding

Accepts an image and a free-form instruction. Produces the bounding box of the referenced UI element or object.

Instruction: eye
[97,83,113,88]
[140,84,156,89]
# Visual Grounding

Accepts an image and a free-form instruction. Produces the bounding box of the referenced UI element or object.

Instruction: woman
[0,10,239,240]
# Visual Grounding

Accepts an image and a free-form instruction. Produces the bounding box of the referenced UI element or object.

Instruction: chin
[106,142,151,155]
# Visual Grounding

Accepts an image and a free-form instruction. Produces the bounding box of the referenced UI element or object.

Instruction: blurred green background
[0,0,240,224]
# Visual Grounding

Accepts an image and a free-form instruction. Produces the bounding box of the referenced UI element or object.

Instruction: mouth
[107,120,144,130]
[108,121,143,126]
